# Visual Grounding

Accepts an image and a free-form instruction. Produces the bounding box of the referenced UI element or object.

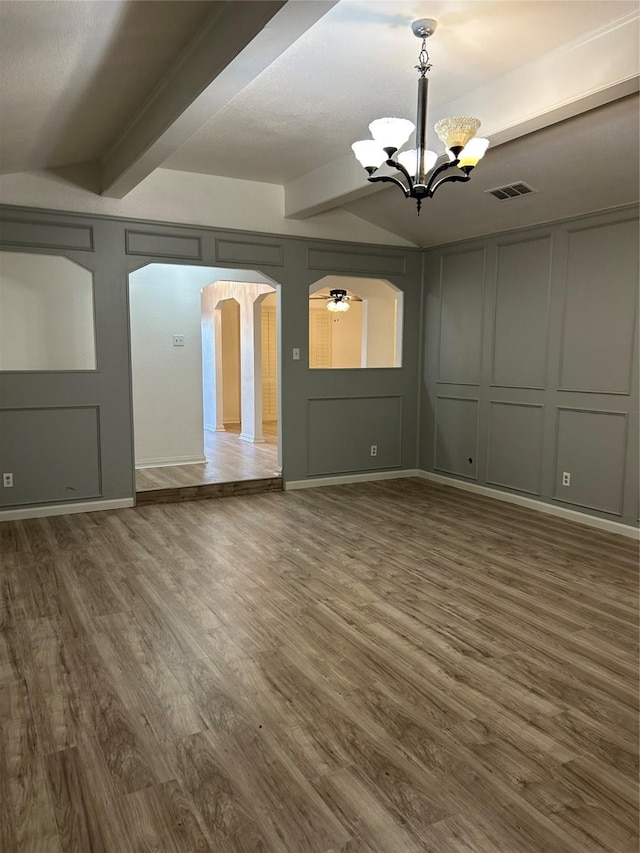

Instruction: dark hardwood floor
[1,478,638,852]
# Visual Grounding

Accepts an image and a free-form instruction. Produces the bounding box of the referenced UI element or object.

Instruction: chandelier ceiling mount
[351,19,489,214]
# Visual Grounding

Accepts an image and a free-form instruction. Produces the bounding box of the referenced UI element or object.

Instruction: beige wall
[329,302,363,368]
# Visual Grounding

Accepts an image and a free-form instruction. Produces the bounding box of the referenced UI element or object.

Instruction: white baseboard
[135,455,206,469]
[285,469,421,490]
[416,471,639,540]
[0,498,135,523]
[204,425,226,433]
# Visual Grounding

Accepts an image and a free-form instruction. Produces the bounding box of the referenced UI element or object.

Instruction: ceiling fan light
[434,116,481,151]
[351,140,387,170]
[369,117,415,151]
[327,289,350,312]
[458,137,489,168]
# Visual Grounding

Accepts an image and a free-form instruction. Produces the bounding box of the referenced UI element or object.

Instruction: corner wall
[420,206,639,529]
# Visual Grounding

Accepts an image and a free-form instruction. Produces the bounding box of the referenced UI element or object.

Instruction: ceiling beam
[101,0,337,198]
[285,10,639,219]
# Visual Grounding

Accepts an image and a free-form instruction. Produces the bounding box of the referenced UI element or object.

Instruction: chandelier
[326,289,350,312]
[351,19,489,214]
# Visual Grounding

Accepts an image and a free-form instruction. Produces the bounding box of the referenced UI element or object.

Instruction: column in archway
[239,295,264,443]
[201,286,226,433]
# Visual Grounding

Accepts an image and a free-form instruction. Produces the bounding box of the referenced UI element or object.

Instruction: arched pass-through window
[0,251,96,371]
[309,275,403,368]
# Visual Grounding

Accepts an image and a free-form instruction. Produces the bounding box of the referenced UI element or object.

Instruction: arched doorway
[128,263,281,501]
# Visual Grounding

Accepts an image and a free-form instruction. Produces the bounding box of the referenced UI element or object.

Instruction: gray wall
[0,206,422,508]
[2,203,638,529]
[421,207,639,527]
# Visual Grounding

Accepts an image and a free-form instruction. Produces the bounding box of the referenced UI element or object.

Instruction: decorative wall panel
[492,237,551,388]
[308,396,402,475]
[0,406,101,506]
[434,396,478,479]
[438,249,484,385]
[555,407,627,515]
[125,230,202,260]
[307,247,406,276]
[560,219,638,393]
[216,239,283,267]
[0,217,93,250]
[487,402,544,495]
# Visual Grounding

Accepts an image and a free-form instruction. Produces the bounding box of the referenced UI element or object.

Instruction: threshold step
[135,477,283,505]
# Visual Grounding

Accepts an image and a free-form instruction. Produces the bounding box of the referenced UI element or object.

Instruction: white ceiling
[0,0,638,246]
[0,0,219,173]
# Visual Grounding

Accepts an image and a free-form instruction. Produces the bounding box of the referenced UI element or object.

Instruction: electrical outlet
[3,473,13,488]
[173,334,185,347]
[562,471,571,487]
[370,445,378,457]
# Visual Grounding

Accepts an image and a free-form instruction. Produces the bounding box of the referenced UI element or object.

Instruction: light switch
[292,348,300,360]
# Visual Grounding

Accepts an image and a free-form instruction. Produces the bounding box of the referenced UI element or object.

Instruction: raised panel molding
[554,407,628,515]
[216,239,283,267]
[307,247,406,276]
[0,217,93,251]
[307,395,402,476]
[486,401,544,495]
[491,236,551,389]
[0,405,102,507]
[559,218,638,394]
[434,396,479,480]
[437,249,485,385]
[125,230,203,260]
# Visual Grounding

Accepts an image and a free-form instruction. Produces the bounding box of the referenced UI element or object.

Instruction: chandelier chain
[416,37,431,77]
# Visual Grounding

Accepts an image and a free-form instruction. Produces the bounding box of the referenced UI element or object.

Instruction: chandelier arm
[387,158,415,191]
[423,158,459,195]
[367,174,411,197]
[427,172,471,198]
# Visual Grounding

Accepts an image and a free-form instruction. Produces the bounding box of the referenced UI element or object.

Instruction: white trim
[0,498,135,522]
[416,471,639,539]
[285,469,420,490]
[135,455,206,469]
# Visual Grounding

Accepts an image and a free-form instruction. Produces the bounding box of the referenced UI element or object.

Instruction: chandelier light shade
[434,116,481,151]
[327,289,350,312]
[369,117,415,151]
[458,136,490,169]
[351,19,490,214]
[351,140,387,171]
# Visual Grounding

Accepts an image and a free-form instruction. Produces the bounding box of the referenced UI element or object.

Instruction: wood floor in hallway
[0,478,638,852]
[135,422,279,492]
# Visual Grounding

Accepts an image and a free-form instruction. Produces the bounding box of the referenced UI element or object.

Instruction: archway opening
[128,263,281,499]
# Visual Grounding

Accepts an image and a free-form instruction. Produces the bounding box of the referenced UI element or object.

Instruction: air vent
[486,181,537,200]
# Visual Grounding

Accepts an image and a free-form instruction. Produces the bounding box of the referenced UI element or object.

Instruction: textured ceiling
[0,0,637,246]
[0,0,219,173]
[163,0,638,183]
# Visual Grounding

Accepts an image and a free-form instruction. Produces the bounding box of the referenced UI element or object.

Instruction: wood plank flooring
[135,423,279,492]
[1,478,638,852]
